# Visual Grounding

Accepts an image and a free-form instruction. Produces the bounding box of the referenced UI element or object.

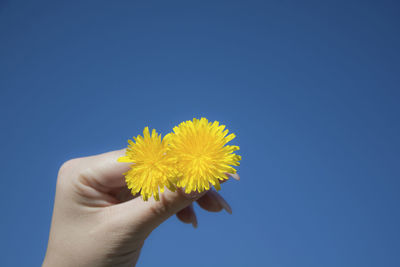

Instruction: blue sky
[1,1,399,266]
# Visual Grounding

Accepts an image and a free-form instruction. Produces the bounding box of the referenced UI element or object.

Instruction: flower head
[118,127,177,201]
[167,118,241,193]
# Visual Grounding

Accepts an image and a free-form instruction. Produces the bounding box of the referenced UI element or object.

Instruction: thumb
[110,187,206,237]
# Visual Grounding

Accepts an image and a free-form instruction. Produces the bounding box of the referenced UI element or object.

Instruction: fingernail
[216,194,232,214]
[227,173,240,181]
[191,212,198,228]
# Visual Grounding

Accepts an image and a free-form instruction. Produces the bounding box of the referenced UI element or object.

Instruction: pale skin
[43,149,239,267]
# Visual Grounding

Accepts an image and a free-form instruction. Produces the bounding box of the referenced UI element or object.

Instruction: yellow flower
[118,127,177,201]
[167,118,241,193]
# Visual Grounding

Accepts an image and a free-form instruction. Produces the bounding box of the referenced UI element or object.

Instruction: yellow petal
[117,156,133,163]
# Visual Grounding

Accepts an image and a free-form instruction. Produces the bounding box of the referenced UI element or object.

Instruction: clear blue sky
[1,1,399,266]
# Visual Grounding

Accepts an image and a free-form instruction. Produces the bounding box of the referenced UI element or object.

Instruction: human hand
[43,149,239,267]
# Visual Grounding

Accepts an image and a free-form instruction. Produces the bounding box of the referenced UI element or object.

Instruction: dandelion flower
[118,127,177,201]
[167,118,241,193]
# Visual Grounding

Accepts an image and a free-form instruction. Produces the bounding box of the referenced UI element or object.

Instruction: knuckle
[57,158,85,187]
[149,199,173,218]
[58,158,79,176]
[149,202,167,217]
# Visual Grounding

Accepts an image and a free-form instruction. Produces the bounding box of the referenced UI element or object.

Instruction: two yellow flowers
[118,118,241,201]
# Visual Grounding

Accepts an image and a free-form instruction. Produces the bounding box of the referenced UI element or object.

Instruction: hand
[43,149,239,267]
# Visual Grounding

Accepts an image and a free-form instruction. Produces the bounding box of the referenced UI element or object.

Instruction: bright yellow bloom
[118,127,177,201]
[167,118,241,193]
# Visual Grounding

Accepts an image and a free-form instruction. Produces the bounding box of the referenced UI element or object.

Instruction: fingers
[91,148,241,235]
[110,187,206,238]
[112,172,239,235]
[196,190,232,214]
[176,204,197,228]
[175,190,232,227]
[113,186,137,203]
[79,149,130,189]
